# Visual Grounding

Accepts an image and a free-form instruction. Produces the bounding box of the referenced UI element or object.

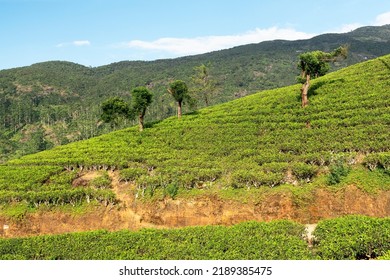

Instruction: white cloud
[118,27,316,56]
[56,40,91,48]
[73,40,90,46]
[325,11,390,34]
[56,42,66,48]
[374,11,390,25]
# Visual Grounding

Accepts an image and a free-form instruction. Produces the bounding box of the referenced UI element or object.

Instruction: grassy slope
[1,54,389,205]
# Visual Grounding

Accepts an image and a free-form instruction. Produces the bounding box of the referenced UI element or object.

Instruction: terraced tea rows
[1,216,388,260]
[1,55,389,207]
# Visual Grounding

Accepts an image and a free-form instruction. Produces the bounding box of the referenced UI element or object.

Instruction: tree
[131,86,153,131]
[297,46,348,107]
[21,125,51,155]
[191,63,216,106]
[101,97,133,128]
[168,80,189,119]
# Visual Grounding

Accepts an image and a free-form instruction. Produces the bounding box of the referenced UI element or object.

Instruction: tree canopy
[100,97,132,127]
[298,46,348,79]
[168,80,189,119]
[191,63,216,106]
[297,46,348,107]
[131,86,153,131]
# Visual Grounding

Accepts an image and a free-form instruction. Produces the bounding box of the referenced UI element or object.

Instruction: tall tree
[132,86,153,131]
[100,97,133,128]
[297,46,348,107]
[191,63,216,106]
[168,80,189,119]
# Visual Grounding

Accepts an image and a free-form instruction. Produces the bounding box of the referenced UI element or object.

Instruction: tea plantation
[0,216,388,260]
[1,54,389,206]
[0,54,389,260]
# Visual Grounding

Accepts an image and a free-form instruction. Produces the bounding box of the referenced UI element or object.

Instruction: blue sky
[1,0,390,70]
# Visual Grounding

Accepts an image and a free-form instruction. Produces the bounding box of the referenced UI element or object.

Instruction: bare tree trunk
[177,101,182,119]
[204,92,209,106]
[138,115,144,131]
[301,74,310,108]
[138,111,145,131]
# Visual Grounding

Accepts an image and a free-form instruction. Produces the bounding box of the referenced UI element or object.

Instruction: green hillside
[1,54,389,208]
[1,25,390,162]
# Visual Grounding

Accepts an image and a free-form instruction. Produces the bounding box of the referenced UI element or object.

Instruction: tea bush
[313,216,390,260]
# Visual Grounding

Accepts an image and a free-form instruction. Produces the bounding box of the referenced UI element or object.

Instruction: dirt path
[305,224,317,245]
[107,171,163,230]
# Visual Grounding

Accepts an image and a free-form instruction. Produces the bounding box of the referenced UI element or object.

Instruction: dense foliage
[100,97,132,127]
[191,63,217,106]
[0,220,312,260]
[131,86,153,131]
[297,46,348,80]
[0,216,388,260]
[1,25,390,161]
[168,80,189,118]
[313,216,390,260]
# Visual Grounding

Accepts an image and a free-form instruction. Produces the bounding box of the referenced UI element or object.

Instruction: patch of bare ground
[305,224,317,246]
[1,172,389,238]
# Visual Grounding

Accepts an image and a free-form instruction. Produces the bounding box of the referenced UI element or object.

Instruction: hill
[0,53,389,238]
[1,25,390,161]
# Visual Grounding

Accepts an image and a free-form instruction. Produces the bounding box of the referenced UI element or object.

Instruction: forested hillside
[1,25,390,161]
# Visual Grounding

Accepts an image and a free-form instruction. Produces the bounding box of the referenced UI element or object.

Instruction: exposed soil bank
[135,185,389,227]
[1,174,389,238]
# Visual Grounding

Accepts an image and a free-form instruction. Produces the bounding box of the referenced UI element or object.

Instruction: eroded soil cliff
[1,171,389,238]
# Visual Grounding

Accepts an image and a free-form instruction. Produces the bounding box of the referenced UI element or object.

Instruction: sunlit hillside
[1,55,390,260]
[1,54,389,208]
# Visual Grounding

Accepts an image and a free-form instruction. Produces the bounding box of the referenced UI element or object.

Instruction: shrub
[363,153,390,174]
[89,172,111,189]
[313,216,390,260]
[327,162,350,185]
[299,153,332,166]
[231,169,283,188]
[165,183,179,199]
[119,168,147,183]
[363,154,380,171]
[378,250,390,260]
[261,162,289,173]
[291,163,318,181]
[231,170,258,188]
[378,153,390,173]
